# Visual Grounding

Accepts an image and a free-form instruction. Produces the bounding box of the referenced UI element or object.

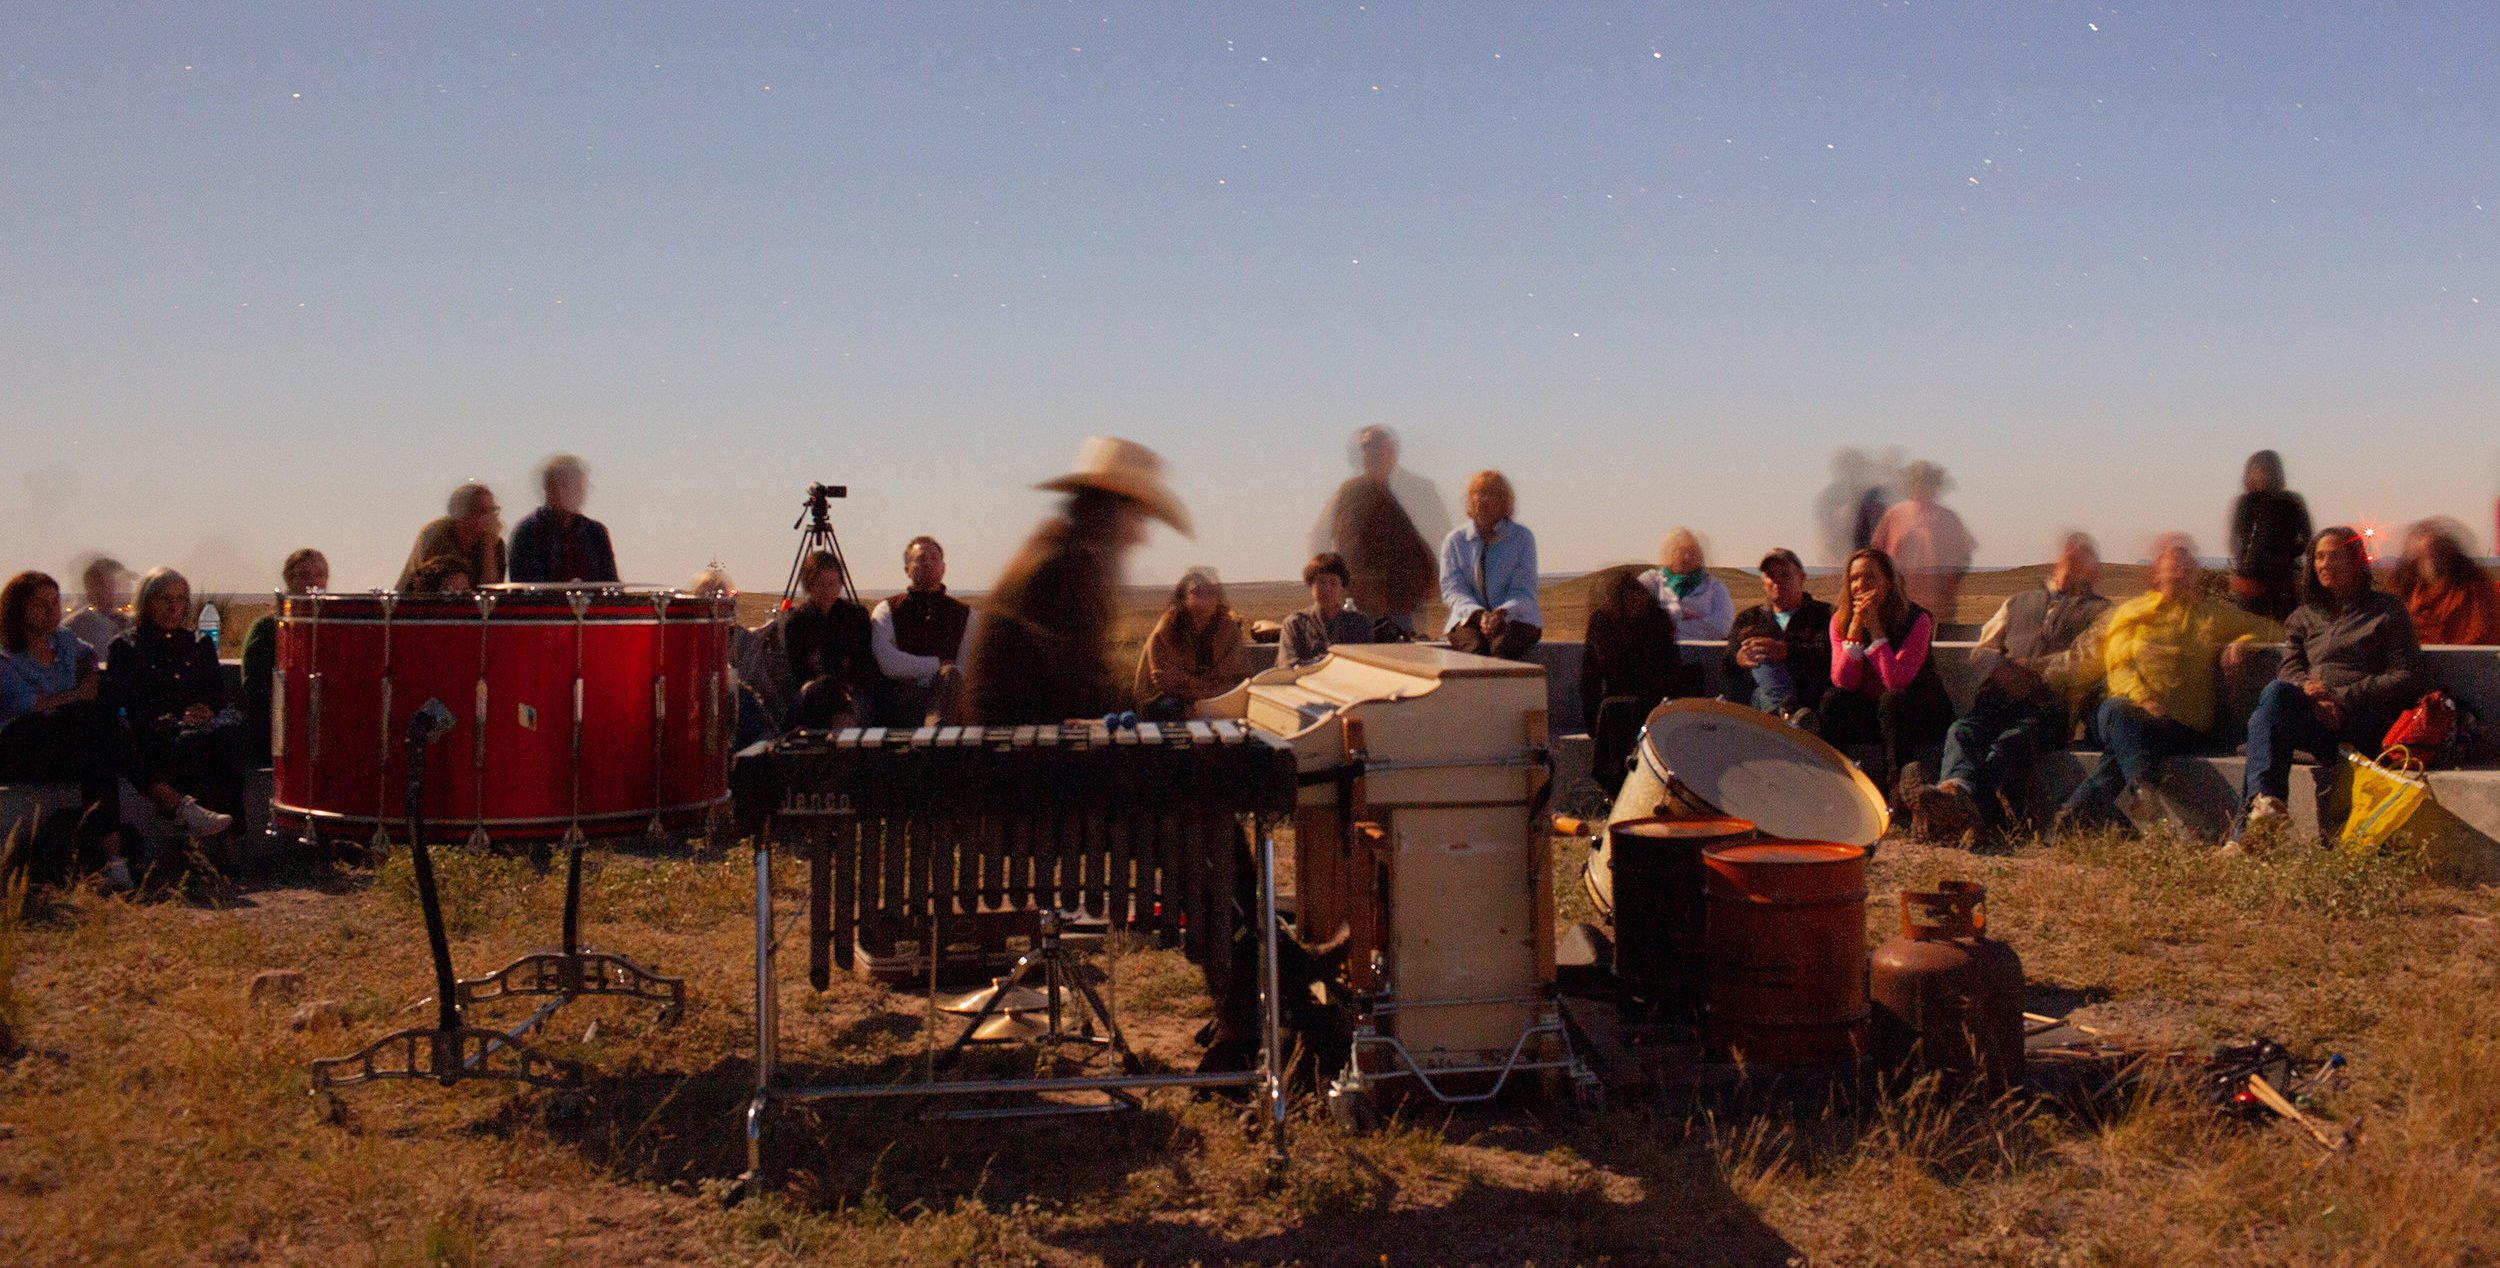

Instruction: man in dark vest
[1905,532,2115,841]
[869,535,976,726]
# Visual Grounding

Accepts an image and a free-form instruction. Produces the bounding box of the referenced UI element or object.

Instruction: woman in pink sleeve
[1825,548,1956,802]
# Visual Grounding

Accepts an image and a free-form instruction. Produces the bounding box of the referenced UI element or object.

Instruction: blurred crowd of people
[10,433,2500,891]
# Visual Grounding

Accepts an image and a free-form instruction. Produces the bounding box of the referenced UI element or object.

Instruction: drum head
[1635,699,1889,847]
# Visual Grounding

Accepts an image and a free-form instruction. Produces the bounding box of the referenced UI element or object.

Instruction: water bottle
[198,601,222,651]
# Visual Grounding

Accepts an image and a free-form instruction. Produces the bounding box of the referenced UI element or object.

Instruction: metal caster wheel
[1327,1084,1379,1134]
[1572,1075,1607,1114]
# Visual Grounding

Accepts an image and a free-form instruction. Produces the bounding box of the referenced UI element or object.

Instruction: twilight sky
[5,2,2496,596]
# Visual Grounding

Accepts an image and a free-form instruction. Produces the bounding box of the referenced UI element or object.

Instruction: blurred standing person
[1276,552,1373,669]
[869,536,976,726]
[1440,471,1541,660]
[1823,548,1954,797]
[239,548,328,762]
[507,454,619,584]
[2232,527,2424,850]
[65,555,130,659]
[1870,460,1976,620]
[1136,569,1248,722]
[968,438,1191,725]
[1310,426,1445,636]
[397,483,506,590]
[1581,567,1678,783]
[1722,548,1835,728]
[2227,450,2312,622]
[1903,532,2113,842]
[2050,536,2275,835]
[2389,519,2500,646]
[1813,448,1879,567]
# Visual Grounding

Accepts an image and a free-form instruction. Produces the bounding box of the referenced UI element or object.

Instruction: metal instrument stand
[742,812,1293,1196]
[311,702,583,1095]
[938,909,1144,1080]
[450,833,688,1035]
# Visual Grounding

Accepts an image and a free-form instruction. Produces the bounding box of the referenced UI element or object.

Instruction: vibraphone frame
[739,723,1296,1192]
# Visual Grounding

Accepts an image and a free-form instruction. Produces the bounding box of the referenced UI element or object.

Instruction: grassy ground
[3,816,2494,1266]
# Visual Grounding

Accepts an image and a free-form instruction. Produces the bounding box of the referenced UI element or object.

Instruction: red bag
[2382,692,2457,761]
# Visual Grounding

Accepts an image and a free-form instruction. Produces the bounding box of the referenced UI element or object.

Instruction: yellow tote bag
[2340,747,2429,857]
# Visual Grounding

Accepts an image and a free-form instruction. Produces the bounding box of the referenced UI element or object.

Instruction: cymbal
[938,977,1049,1016]
[968,1011,1054,1043]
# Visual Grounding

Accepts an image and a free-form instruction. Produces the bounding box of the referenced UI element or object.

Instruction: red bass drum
[270,586,734,846]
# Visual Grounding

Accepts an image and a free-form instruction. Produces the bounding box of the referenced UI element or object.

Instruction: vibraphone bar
[731,719,1301,1190]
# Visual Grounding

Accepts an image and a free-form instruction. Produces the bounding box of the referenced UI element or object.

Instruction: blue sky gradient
[5,3,2494,594]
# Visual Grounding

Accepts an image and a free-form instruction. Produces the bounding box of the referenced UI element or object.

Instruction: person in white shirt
[868,536,976,726]
[64,555,130,661]
[1637,528,1735,642]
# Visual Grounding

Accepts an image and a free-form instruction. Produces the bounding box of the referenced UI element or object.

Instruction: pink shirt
[1829,609,1934,694]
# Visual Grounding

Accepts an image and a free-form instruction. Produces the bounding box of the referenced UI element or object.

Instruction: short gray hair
[135,566,190,628]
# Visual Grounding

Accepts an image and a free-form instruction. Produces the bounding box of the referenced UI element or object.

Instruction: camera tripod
[779,482,858,611]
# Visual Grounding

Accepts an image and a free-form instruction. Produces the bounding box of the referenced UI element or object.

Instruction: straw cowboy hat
[1037,436,1194,537]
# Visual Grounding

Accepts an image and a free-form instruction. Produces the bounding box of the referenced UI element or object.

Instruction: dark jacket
[1277,606,1374,669]
[508,508,620,584]
[2231,490,2312,587]
[240,613,278,761]
[1328,477,1438,622]
[966,517,1121,725]
[105,624,228,732]
[1581,603,1679,725]
[2280,588,2424,723]
[1721,596,1836,710]
[773,600,874,695]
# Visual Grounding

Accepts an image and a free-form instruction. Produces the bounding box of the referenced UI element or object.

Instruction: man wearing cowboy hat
[965,437,1192,725]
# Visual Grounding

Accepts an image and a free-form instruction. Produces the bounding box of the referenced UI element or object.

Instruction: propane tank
[1870,881,2025,1091]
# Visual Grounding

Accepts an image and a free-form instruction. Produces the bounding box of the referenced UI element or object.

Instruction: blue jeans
[1749,663,1800,714]
[2242,679,2385,804]
[1940,688,2061,814]
[2061,697,2203,826]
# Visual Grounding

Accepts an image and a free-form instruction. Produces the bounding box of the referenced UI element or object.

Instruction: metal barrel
[1702,841,1871,1067]
[1604,816,1755,1023]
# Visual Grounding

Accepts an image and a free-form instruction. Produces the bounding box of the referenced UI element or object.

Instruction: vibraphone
[731,719,1301,1188]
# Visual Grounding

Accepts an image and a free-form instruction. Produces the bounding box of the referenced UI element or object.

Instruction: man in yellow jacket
[2052,535,2280,833]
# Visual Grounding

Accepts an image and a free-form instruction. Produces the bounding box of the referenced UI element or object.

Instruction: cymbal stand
[939,909,1146,1089]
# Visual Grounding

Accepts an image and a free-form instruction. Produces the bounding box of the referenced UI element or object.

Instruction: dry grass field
[19,566,2498,1267]
[3,821,2494,1266]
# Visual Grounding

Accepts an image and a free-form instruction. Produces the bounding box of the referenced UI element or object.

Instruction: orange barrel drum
[1605,816,1755,1023]
[1702,841,1871,1067]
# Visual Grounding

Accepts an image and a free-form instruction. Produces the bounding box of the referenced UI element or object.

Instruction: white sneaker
[100,857,135,893]
[166,797,234,838]
[2247,795,2288,823]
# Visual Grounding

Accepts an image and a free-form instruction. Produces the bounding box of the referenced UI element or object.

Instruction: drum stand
[450,831,688,1035]
[311,703,584,1095]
